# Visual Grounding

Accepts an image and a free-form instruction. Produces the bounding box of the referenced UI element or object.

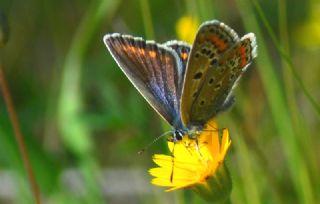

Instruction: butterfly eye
[174,130,183,141]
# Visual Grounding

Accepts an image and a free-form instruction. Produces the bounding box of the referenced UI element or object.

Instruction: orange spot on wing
[149,51,156,58]
[208,35,227,51]
[124,45,137,53]
[165,56,171,63]
[181,52,188,60]
[138,48,145,55]
[238,46,247,68]
[130,46,137,52]
[122,46,128,51]
[239,46,246,55]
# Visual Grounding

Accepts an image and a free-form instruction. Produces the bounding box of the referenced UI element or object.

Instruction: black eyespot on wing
[209,53,215,59]
[192,91,198,98]
[219,67,225,73]
[215,83,221,90]
[229,73,235,81]
[193,72,203,79]
[210,58,218,66]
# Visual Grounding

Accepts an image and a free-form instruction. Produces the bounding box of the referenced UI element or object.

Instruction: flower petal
[149,120,232,194]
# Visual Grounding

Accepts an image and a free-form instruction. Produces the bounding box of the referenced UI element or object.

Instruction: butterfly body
[104,20,257,142]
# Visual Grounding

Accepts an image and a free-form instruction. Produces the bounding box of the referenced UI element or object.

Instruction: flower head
[149,120,232,201]
[175,16,199,43]
[294,3,320,48]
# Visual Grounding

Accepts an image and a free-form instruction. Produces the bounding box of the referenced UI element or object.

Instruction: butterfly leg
[195,138,203,158]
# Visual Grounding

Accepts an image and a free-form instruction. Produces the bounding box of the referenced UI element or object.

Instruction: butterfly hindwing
[104,34,183,127]
[191,33,257,123]
[164,41,191,72]
[163,40,191,99]
[180,20,241,126]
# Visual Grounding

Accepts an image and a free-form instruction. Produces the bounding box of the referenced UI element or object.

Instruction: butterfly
[103,20,257,142]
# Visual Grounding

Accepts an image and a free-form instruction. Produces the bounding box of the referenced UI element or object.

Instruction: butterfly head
[172,130,184,141]
[170,125,203,143]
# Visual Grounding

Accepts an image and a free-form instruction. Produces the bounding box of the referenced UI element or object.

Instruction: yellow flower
[295,3,320,48]
[175,16,199,43]
[149,120,232,200]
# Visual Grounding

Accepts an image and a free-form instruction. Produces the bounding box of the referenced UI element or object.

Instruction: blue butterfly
[104,20,257,142]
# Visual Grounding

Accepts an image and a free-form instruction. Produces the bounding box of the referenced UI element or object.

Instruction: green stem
[236,0,315,203]
[57,0,120,202]
[251,0,320,116]
[139,0,155,39]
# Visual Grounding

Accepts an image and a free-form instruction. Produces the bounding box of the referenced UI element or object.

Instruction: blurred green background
[0,0,319,203]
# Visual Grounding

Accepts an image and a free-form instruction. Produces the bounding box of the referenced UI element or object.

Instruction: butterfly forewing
[104,34,183,127]
[180,20,240,126]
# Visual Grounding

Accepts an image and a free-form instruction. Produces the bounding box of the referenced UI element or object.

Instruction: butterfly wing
[180,20,257,127]
[164,41,191,73]
[190,34,257,123]
[104,34,184,127]
[163,40,191,101]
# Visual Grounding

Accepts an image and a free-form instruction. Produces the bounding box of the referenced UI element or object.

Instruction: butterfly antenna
[138,131,172,155]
